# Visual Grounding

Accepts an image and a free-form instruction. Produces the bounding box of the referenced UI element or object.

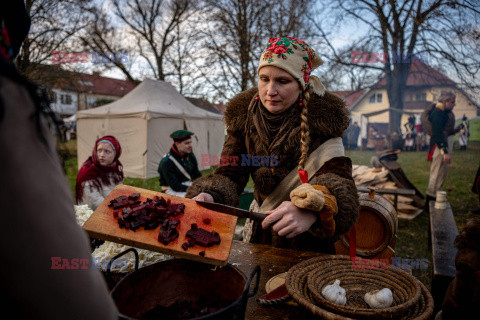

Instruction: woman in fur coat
[187,37,359,253]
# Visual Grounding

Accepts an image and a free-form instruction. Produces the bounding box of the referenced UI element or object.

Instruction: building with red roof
[339,62,479,146]
[27,64,137,116]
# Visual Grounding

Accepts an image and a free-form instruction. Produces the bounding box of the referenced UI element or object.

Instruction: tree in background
[196,0,314,100]
[79,0,198,91]
[17,0,92,75]
[312,0,480,134]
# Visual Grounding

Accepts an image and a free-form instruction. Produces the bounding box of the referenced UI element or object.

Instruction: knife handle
[250,211,268,221]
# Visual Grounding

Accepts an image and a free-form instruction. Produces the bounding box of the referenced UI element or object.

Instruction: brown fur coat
[186,88,359,252]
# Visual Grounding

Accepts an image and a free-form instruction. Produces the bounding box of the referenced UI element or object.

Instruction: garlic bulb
[364,288,393,309]
[322,279,347,305]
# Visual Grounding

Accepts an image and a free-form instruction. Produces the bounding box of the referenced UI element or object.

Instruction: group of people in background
[401,113,470,152]
[354,113,471,153]
[342,121,361,150]
[75,129,202,211]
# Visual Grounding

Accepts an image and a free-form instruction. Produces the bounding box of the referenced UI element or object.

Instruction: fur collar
[223,87,350,138]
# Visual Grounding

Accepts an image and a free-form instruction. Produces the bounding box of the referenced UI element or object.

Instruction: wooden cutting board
[82,184,237,266]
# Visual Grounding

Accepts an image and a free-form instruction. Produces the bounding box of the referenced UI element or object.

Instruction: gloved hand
[290,183,338,237]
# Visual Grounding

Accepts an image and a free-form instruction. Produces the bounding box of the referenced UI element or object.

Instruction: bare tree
[78,7,138,84]
[197,0,314,100]
[113,0,194,80]
[312,0,480,134]
[79,0,198,90]
[17,0,92,75]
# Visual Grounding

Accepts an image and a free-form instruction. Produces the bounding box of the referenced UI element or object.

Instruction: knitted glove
[290,183,337,237]
[312,185,338,237]
[290,183,325,211]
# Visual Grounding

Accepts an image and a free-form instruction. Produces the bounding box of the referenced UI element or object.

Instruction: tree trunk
[387,63,410,135]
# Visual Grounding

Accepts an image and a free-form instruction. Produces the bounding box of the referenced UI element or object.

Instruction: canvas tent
[76,79,225,179]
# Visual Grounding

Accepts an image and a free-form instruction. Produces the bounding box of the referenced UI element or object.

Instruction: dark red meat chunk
[186,227,221,247]
[158,228,179,245]
[110,193,186,243]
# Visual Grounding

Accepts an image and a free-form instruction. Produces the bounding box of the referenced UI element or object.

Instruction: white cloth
[459,132,468,147]
[164,181,192,198]
[426,136,454,197]
[79,176,123,210]
[242,137,345,242]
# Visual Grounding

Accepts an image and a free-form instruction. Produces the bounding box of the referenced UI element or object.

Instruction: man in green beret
[157,130,202,197]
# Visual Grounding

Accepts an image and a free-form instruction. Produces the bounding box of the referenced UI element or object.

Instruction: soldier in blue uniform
[157,130,202,197]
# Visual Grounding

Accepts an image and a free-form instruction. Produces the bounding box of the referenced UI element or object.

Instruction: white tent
[76,79,225,179]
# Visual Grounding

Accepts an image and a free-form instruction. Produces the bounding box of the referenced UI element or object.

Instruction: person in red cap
[76,135,124,210]
[158,130,202,197]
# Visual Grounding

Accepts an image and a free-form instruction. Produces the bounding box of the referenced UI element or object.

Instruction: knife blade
[195,200,267,221]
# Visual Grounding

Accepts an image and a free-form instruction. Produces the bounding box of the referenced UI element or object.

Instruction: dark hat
[170,130,194,142]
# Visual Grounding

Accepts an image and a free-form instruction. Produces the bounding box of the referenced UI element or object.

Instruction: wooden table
[228,240,324,319]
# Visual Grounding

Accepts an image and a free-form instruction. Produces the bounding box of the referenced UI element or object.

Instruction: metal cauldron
[107,249,260,320]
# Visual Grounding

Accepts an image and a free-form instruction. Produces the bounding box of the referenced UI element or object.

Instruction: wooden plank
[83,184,237,267]
[357,186,416,196]
[379,159,425,207]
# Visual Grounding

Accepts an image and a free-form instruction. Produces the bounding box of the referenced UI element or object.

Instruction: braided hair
[298,89,312,171]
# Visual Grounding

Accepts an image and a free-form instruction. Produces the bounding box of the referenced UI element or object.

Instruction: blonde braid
[298,89,311,171]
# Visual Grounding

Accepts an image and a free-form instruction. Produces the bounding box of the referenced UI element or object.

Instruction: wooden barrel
[340,191,398,257]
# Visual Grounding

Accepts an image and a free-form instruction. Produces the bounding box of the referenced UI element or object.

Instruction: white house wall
[50,88,78,115]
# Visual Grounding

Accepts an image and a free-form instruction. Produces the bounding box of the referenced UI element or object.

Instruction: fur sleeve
[185,131,251,206]
[309,157,359,237]
[82,181,106,211]
[186,90,256,206]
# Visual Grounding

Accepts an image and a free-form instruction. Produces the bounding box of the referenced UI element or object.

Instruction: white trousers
[426,136,454,197]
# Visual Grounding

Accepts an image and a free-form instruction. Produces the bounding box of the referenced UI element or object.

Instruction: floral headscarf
[258,37,325,95]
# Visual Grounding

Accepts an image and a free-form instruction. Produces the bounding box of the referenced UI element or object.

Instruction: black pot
[108,249,260,320]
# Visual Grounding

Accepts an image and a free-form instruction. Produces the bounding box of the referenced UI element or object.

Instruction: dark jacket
[422,103,458,154]
[186,88,359,253]
[158,145,202,191]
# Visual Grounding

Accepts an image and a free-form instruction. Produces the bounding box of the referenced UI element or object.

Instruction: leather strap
[166,154,191,180]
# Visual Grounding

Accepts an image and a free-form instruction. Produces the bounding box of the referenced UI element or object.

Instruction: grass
[62,139,480,290]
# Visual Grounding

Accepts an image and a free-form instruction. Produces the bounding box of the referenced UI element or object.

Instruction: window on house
[369,94,376,103]
[415,93,426,101]
[61,94,72,105]
[376,93,383,103]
